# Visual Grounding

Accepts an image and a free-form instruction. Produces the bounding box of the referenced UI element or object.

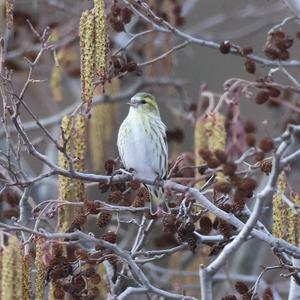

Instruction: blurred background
[1,1,300,299]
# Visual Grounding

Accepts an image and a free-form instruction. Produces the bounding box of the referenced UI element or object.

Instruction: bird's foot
[119,168,135,177]
[178,197,190,216]
[153,174,163,187]
[109,168,135,185]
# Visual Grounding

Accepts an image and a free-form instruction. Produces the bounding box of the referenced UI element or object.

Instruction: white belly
[117,112,166,180]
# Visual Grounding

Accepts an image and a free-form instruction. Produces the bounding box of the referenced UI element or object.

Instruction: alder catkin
[194,117,207,187]
[22,255,32,300]
[272,173,287,239]
[287,193,300,245]
[5,0,14,30]
[94,0,108,78]
[57,115,73,232]
[80,10,95,112]
[1,236,23,300]
[73,113,87,202]
[34,237,47,300]
[205,112,226,183]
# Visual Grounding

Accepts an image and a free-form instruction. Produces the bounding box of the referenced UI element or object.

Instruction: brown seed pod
[48,263,73,281]
[267,86,281,98]
[110,17,124,32]
[107,254,118,266]
[48,256,66,267]
[163,214,177,228]
[144,211,157,220]
[220,41,231,54]
[198,149,213,161]
[52,243,64,258]
[154,232,179,248]
[98,182,110,193]
[260,159,272,175]
[277,49,290,61]
[90,273,101,284]
[235,281,249,294]
[244,120,256,133]
[111,3,121,17]
[255,151,265,161]
[122,191,132,206]
[173,4,182,15]
[184,222,195,233]
[242,47,253,55]
[223,161,237,176]
[84,200,101,214]
[74,248,89,259]
[66,244,78,263]
[53,287,65,299]
[241,292,253,300]
[275,40,286,51]
[244,59,256,74]
[199,216,213,234]
[176,223,187,242]
[255,91,269,104]
[207,158,221,169]
[121,7,133,24]
[218,203,232,213]
[89,251,104,260]
[72,275,86,292]
[131,196,145,207]
[276,36,293,50]
[128,180,140,190]
[3,207,19,219]
[96,211,112,228]
[111,183,126,192]
[2,189,20,206]
[263,47,278,60]
[125,61,138,72]
[245,134,256,147]
[137,186,150,202]
[232,191,247,212]
[198,165,208,175]
[259,137,274,152]
[218,220,233,239]
[167,128,184,143]
[272,30,285,40]
[175,16,185,26]
[214,181,232,194]
[186,234,197,252]
[71,213,87,227]
[84,267,97,277]
[108,190,124,204]
[102,231,117,244]
[104,160,116,175]
[214,149,228,164]
[238,177,257,192]
[229,174,241,187]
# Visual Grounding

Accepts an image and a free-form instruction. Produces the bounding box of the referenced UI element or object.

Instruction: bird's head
[128,92,160,116]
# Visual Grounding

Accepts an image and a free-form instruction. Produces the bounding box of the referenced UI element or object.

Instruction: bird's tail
[145,184,164,214]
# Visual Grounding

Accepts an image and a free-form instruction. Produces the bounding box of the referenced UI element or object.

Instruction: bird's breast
[118,113,164,179]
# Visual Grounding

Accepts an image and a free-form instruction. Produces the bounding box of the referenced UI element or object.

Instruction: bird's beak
[128,98,138,107]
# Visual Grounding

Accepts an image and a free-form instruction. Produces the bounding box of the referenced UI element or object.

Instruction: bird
[117,92,168,213]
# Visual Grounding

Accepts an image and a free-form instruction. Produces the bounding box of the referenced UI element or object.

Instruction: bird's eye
[140,99,146,104]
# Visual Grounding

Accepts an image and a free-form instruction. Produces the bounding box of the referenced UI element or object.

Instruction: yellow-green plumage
[117,92,168,212]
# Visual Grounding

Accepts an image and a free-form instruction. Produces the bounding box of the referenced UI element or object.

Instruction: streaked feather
[117,93,168,213]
